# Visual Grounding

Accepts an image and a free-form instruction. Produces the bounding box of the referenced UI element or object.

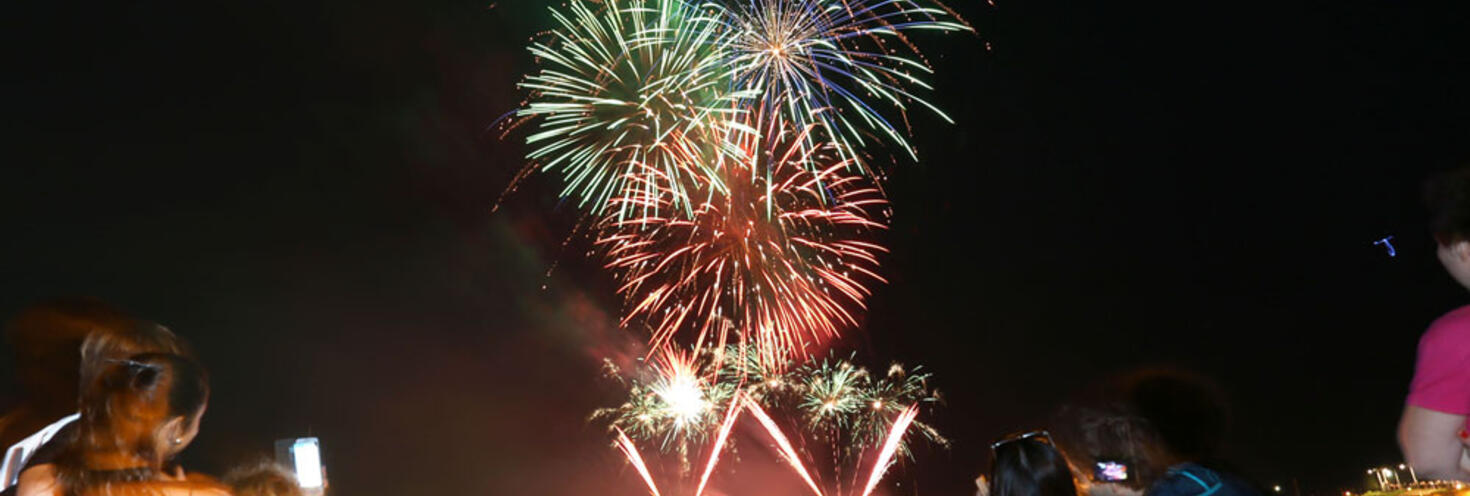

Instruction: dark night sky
[3,0,1469,494]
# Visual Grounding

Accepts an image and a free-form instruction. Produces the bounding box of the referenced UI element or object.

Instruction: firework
[859,405,920,496]
[599,119,890,371]
[799,355,869,429]
[616,428,664,496]
[519,0,751,218]
[509,0,977,492]
[745,396,827,496]
[593,348,738,460]
[721,0,972,168]
[601,346,945,494]
[788,353,946,463]
[694,393,744,496]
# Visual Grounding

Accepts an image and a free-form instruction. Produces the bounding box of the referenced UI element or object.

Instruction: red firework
[596,117,890,372]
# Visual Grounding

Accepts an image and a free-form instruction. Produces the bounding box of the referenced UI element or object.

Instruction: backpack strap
[1179,468,1224,496]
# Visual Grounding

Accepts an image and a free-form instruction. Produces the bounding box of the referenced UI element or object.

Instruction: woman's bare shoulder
[83,480,234,496]
[19,465,233,496]
[16,464,61,496]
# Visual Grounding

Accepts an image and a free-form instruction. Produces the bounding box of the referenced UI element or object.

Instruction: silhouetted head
[989,432,1078,496]
[1427,167,1470,244]
[1052,403,1170,490]
[1123,370,1228,463]
[1427,167,1470,290]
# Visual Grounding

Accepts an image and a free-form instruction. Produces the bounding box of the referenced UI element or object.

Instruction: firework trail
[745,395,826,496]
[600,347,945,494]
[616,427,664,496]
[599,118,889,371]
[859,405,920,496]
[695,390,746,496]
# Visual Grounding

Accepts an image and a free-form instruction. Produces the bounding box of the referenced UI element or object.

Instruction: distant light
[1374,236,1397,257]
[1382,468,1394,476]
[1274,486,1282,492]
[291,438,323,488]
[1398,464,1407,470]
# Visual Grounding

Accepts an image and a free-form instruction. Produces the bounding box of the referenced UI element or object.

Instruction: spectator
[2,299,136,485]
[1052,403,1168,496]
[224,461,303,496]
[2,320,189,494]
[1400,166,1470,480]
[15,353,227,496]
[1123,371,1260,496]
[982,431,1080,496]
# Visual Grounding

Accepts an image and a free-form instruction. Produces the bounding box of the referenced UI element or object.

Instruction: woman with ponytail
[16,353,229,496]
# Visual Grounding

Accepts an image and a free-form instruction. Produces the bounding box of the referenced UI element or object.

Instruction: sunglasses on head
[991,430,1052,451]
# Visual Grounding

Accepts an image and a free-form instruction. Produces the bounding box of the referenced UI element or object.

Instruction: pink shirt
[1408,304,1470,417]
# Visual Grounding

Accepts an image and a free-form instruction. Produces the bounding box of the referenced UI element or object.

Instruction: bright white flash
[658,375,707,423]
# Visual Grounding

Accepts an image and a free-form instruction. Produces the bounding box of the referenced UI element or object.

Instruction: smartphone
[1094,460,1129,482]
[274,437,326,491]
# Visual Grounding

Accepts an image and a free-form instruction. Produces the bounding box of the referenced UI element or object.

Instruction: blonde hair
[224,461,303,496]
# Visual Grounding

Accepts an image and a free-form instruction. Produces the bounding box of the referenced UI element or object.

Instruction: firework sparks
[593,348,737,458]
[745,395,826,496]
[519,0,751,218]
[788,353,946,464]
[599,119,889,371]
[859,405,920,496]
[510,0,977,492]
[852,362,947,459]
[695,390,746,496]
[599,346,947,494]
[616,427,663,496]
[722,0,972,168]
[800,356,868,429]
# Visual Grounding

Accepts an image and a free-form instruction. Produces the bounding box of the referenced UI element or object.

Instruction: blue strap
[1179,469,1224,496]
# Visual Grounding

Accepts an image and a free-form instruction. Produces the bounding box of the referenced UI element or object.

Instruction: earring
[172,438,182,445]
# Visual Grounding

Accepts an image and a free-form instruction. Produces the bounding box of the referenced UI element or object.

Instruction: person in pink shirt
[1400,167,1470,480]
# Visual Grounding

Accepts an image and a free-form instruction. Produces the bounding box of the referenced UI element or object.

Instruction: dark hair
[990,438,1078,496]
[225,460,305,496]
[1124,371,1227,462]
[78,321,189,398]
[57,353,210,495]
[1052,404,1168,489]
[4,299,137,413]
[1426,167,1470,244]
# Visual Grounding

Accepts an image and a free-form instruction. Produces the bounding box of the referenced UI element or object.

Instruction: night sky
[4,1,1470,495]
